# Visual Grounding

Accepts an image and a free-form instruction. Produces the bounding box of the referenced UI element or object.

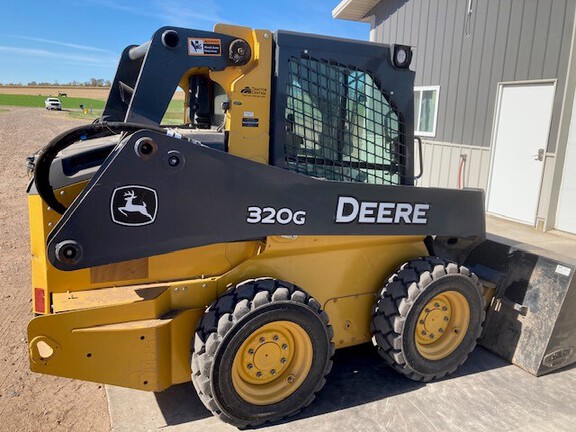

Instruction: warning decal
[188,38,222,56]
[242,118,259,127]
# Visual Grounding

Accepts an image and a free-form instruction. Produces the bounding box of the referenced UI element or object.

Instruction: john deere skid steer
[27,24,489,427]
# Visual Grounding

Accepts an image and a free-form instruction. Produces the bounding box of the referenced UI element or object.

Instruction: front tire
[371,257,485,382]
[192,278,334,428]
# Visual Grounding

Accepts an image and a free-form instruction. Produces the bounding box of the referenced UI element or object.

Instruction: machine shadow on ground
[153,344,509,428]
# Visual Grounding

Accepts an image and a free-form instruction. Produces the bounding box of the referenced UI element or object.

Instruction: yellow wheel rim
[232,321,313,405]
[415,291,470,360]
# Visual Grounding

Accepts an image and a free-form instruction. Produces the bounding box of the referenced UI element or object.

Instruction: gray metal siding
[370,0,575,151]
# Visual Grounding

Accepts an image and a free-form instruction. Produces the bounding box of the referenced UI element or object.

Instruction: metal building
[334,0,576,234]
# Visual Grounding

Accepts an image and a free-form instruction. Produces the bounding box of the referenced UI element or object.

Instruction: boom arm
[47,130,485,271]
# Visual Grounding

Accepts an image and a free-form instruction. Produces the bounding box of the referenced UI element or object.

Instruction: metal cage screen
[284,56,406,185]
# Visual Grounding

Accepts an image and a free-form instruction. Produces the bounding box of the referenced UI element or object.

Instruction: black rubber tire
[371,256,485,382]
[191,278,334,428]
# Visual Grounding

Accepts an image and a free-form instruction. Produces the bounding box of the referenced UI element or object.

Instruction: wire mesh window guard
[285,57,406,185]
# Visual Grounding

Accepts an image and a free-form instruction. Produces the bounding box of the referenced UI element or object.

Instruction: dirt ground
[0,86,185,100]
[0,107,110,431]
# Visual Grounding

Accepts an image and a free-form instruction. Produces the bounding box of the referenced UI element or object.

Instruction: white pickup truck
[44,97,62,110]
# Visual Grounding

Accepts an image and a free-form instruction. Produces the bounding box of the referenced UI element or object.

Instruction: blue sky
[0,0,369,84]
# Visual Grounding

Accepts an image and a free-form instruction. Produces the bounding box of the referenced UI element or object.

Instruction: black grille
[284,57,406,185]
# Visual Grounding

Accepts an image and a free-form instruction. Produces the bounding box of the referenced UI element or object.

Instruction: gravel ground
[0,107,110,431]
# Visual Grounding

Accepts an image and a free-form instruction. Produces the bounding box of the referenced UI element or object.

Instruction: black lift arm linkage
[47,131,485,271]
[102,26,251,125]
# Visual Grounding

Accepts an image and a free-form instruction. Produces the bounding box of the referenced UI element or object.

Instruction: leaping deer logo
[111,185,158,226]
[118,190,153,220]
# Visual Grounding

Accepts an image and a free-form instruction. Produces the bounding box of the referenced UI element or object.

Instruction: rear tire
[371,257,485,382]
[192,278,334,427]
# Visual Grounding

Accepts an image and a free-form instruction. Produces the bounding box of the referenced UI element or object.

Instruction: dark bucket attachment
[464,234,576,376]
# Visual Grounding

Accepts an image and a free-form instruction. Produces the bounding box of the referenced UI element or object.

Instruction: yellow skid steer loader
[26,24,576,427]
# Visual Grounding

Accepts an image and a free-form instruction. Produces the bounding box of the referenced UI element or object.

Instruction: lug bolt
[439,328,444,333]
[273,335,279,341]
[425,308,430,313]
[247,363,253,369]
[444,316,449,321]
[248,349,254,355]
[421,330,427,335]
[430,334,435,339]
[260,337,265,343]
[434,303,440,308]
[256,372,263,378]
[442,306,448,311]
[281,357,287,364]
[282,344,288,350]
[419,319,425,324]
[287,375,295,384]
[271,369,276,376]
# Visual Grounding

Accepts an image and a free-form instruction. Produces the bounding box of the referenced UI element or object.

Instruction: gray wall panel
[437,2,458,140]
[464,0,489,146]
[472,0,499,147]
[515,1,538,81]
[482,1,513,144]
[451,8,474,144]
[502,0,523,82]
[530,1,553,78]
[544,1,567,78]
[370,0,575,151]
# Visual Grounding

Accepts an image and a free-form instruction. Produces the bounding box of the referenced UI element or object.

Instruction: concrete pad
[107,345,576,431]
[486,214,576,257]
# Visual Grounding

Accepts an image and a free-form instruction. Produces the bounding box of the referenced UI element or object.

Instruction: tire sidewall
[211,301,330,425]
[402,274,483,377]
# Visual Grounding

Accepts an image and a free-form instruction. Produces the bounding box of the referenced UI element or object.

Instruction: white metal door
[487,82,556,225]
[556,89,576,234]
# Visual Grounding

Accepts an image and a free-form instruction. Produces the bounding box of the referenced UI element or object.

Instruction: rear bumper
[27,285,202,391]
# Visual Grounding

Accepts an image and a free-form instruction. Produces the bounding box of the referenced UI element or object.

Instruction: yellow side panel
[28,287,200,391]
[211,24,272,164]
[324,294,376,348]
[219,235,428,347]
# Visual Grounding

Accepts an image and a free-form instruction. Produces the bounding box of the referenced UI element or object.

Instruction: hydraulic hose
[34,122,166,214]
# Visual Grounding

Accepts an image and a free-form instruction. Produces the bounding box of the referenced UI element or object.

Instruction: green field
[0,93,185,124]
[0,94,105,110]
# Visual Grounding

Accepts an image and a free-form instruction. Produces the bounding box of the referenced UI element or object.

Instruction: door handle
[533,148,544,161]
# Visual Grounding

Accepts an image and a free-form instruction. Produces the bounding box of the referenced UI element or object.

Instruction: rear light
[34,288,46,314]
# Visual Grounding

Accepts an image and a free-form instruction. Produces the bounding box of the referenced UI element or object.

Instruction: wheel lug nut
[287,375,295,384]
[421,330,427,335]
[430,334,435,339]
[256,372,263,378]
[273,335,279,341]
[282,344,288,350]
[247,363,253,369]
[442,306,448,311]
[260,337,265,343]
[419,319,425,324]
[248,349,254,355]
[444,316,449,321]
[439,328,444,333]
[425,308,430,313]
[434,303,440,308]
[281,357,287,364]
[271,369,276,375]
